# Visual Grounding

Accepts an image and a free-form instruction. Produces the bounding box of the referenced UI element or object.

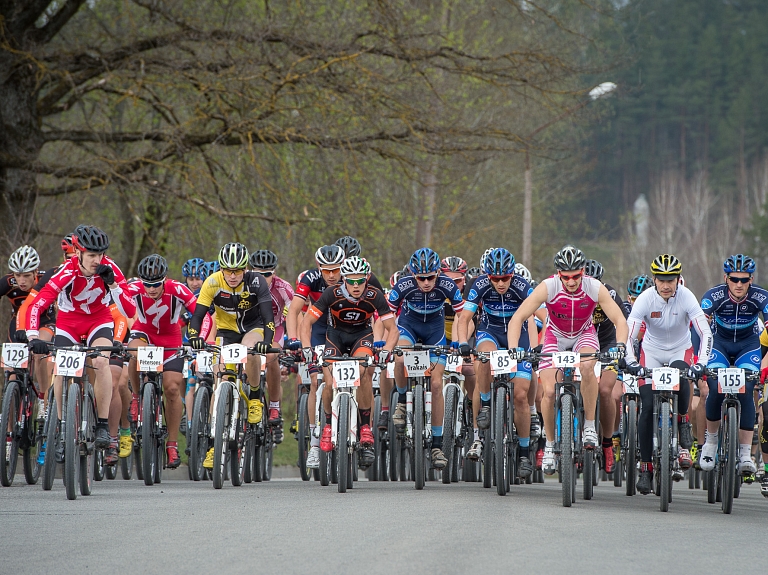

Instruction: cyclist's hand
[458,342,471,357]
[286,338,302,351]
[378,349,390,364]
[624,360,642,376]
[28,339,49,355]
[373,340,385,349]
[532,344,543,354]
[95,263,115,286]
[253,341,271,354]
[14,330,28,343]
[301,347,315,364]
[761,367,768,385]
[450,341,460,350]
[607,343,626,360]
[688,362,705,380]
[189,337,206,350]
[510,347,526,361]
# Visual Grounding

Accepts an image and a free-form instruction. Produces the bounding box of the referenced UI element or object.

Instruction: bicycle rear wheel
[42,389,59,490]
[0,380,21,487]
[212,384,232,489]
[297,392,311,481]
[442,384,459,485]
[23,386,43,485]
[722,405,738,514]
[495,386,508,496]
[319,447,331,486]
[337,393,350,493]
[64,382,81,500]
[262,430,274,481]
[142,383,158,486]
[625,398,637,496]
[189,385,210,482]
[660,401,671,512]
[244,435,255,483]
[561,393,574,508]
[583,449,594,500]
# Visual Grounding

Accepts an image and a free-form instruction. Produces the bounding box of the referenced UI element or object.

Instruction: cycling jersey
[127,279,209,339]
[542,275,601,338]
[625,285,712,364]
[189,270,275,344]
[464,274,532,332]
[592,283,630,348]
[388,275,464,322]
[700,283,768,341]
[16,266,59,332]
[269,276,294,326]
[307,284,393,333]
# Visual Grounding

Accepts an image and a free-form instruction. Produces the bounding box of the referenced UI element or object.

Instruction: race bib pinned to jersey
[138,346,164,372]
[196,351,214,373]
[54,350,86,377]
[553,352,579,369]
[651,367,679,391]
[718,368,746,394]
[489,350,517,376]
[221,344,248,365]
[1,343,29,369]
[404,351,430,377]
[332,361,360,388]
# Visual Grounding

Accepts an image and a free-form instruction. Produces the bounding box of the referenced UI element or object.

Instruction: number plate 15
[54,350,86,377]
[404,351,430,377]
[718,368,746,393]
[332,361,360,388]
[553,352,579,368]
[1,343,29,369]
[138,346,164,372]
[490,350,517,376]
[651,367,679,391]
[221,344,248,365]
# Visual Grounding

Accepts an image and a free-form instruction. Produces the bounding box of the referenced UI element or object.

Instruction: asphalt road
[1,470,762,575]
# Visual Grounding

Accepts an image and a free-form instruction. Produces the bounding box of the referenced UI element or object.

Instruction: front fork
[331,390,358,451]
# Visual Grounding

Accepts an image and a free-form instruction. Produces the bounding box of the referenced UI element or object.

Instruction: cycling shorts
[397,316,447,366]
[476,325,532,380]
[55,310,114,347]
[538,325,599,371]
[323,327,374,359]
[311,322,327,348]
[638,344,694,387]
[217,327,264,346]
[129,331,185,373]
[708,334,761,371]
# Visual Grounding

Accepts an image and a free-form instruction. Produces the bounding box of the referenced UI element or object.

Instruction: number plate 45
[651,367,679,391]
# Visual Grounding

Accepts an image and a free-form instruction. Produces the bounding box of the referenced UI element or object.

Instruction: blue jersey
[700,284,768,341]
[464,274,532,332]
[388,274,464,323]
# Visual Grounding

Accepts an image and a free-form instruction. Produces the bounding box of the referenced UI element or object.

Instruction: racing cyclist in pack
[299,256,398,467]
[698,255,768,478]
[26,225,136,453]
[507,245,629,476]
[249,249,294,443]
[388,248,464,469]
[623,254,712,494]
[455,248,536,478]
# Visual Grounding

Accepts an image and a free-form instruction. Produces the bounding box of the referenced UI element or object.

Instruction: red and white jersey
[543,275,601,338]
[26,255,136,336]
[126,279,209,339]
[269,275,294,327]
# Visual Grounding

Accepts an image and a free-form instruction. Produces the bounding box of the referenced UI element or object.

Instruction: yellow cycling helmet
[650,254,682,277]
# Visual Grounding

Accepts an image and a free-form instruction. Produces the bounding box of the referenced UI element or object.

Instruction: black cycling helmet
[335,236,361,258]
[584,259,604,281]
[465,266,482,281]
[137,254,168,282]
[249,249,278,270]
[73,224,110,253]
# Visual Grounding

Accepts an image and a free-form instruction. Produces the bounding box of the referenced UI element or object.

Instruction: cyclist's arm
[455,308,475,344]
[286,294,307,340]
[380,315,399,351]
[299,307,320,348]
[690,314,712,366]
[256,291,275,346]
[188,280,215,337]
[373,317,385,341]
[624,316,645,363]
[598,284,628,345]
[507,282,548,349]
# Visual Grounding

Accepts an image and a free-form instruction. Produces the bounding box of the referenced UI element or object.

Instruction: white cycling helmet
[340,256,370,276]
[8,245,40,273]
[480,247,496,269]
[514,263,533,283]
[315,245,345,267]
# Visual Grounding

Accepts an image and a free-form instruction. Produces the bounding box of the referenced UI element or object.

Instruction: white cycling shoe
[306,446,320,469]
[542,445,556,475]
[699,442,717,471]
[739,454,756,474]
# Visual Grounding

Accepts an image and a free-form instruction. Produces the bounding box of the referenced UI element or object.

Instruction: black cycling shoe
[517,456,533,479]
[678,421,693,450]
[637,470,653,495]
[760,475,768,498]
[94,425,111,449]
[55,438,65,463]
[377,410,389,431]
[273,425,284,445]
[477,406,491,430]
[359,447,375,468]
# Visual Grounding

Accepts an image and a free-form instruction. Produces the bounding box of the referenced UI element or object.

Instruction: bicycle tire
[23,386,43,485]
[337,393,350,493]
[722,405,738,514]
[413,384,425,490]
[262,430,274,481]
[189,385,210,481]
[583,449,594,500]
[399,442,409,482]
[389,389,399,481]
[733,473,742,498]
[253,431,264,483]
[319,447,331,486]
[94,449,105,482]
[0,380,21,486]
[212,383,233,489]
[230,400,246,487]
[142,383,157,486]
[243,435,255,483]
[297,392,311,481]
[349,450,356,489]
[442,384,458,485]
[625,398,637,496]
[64,382,80,500]
[369,394,381,481]
[42,389,59,490]
[660,400,671,512]
[495,386,507,496]
[105,460,117,480]
[561,393,574,507]
[79,386,96,496]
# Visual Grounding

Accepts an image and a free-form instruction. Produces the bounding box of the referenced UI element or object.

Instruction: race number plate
[718,368,746,394]
[553,352,579,368]
[403,351,430,377]
[445,353,463,374]
[623,374,640,395]
[221,344,248,365]
[196,351,214,373]
[298,362,311,385]
[1,343,29,369]
[258,354,267,374]
[54,350,86,377]
[332,361,360,388]
[372,367,381,389]
[386,361,395,378]
[651,367,679,391]
[138,346,164,372]
[489,350,517,376]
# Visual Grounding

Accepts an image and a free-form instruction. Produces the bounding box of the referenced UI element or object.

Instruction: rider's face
[725,272,751,299]
[78,250,104,275]
[654,276,678,299]
[558,270,583,293]
[186,277,203,292]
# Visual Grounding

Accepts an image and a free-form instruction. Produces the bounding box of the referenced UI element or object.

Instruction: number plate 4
[138,346,164,372]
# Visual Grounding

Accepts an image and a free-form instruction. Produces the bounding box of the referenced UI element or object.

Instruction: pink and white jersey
[126,279,207,339]
[27,255,136,334]
[269,275,294,327]
[543,275,602,338]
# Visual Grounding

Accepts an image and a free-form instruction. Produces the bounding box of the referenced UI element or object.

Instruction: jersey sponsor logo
[751,355,761,364]
[453,289,462,301]
[741,304,748,311]
[240,291,251,299]
[468,289,478,301]
[712,289,725,300]
[753,292,767,304]
[439,279,455,291]
[399,279,414,289]
[146,298,169,330]
[701,298,712,310]
[527,287,533,297]
[475,277,489,289]
[388,290,399,301]
[579,302,589,308]
[220,293,231,299]
[237,299,251,310]
[650,311,662,318]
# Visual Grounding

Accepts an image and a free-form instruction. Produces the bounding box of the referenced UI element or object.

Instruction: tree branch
[30,0,87,44]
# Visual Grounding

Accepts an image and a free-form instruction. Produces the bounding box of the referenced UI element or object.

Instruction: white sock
[473,428,480,441]
[546,441,555,449]
[529,405,537,414]
[269,401,279,409]
[739,444,751,459]
[310,425,319,447]
[585,420,595,430]
[705,430,718,445]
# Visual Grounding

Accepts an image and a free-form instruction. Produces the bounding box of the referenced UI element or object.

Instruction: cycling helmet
[514,263,533,283]
[584,259,604,281]
[335,236,361,258]
[218,242,249,270]
[315,245,345,267]
[206,261,219,276]
[137,254,168,282]
[480,248,496,268]
[8,245,40,273]
[409,248,440,275]
[440,256,468,274]
[553,245,586,271]
[627,274,652,297]
[401,264,411,276]
[483,247,515,276]
[340,256,370,276]
[723,254,756,275]
[73,224,110,253]
[466,267,482,281]
[61,233,76,255]
[390,271,402,288]
[249,249,278,270]
[182,258,207,279]
[649,254,682,277]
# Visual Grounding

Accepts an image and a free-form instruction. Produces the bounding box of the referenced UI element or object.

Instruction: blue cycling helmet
[206,261,220,276]
[408,248,440,275]
[723,254,756,274]
[627,274,652,297]
[483,248,515,276]
[182,258,207,279]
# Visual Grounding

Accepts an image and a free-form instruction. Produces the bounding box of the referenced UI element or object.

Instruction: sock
[764,463,768,473]
[679,413,690,423]
[269,401,279,410]
[167,441,177,447]
[602,436,613,448]
[119,427,130,437]
[325,412,332,425]
[110,435,118,443]
[396,386,407,403]
[97,418,108,428]
[546,441,554,449]
[585,419,595,430]
[641,461,653,473]
[529,405,537,414]
[249,387,260,400]
[520,446,529,458]
[519,437,530,457]
[310,425,319,448]
[432,435,443,449]
[474,428,480,441]
[739,444,751,459]
[359,409,371,427]
[705,430,718,445]
[381,406,389,413]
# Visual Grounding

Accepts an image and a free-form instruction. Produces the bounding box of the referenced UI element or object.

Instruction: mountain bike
[442,352,471,484]
[188,349,215,481]
[617,372,641,496]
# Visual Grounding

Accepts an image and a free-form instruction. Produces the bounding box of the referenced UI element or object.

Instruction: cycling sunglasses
[489,274,513,283]
[727,276,751,284]
[344,277,367,286]
[559,272,583,281]
[256,270,274,278]
[142,278,165,288]
[320,267,341,274]
[415,274,438,282]
[222,268,245,275]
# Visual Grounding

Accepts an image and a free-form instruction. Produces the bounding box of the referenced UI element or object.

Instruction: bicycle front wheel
[142,383,158,486]
[297,391,311,481]
[413,384,425,490]
[23,386,43,485]
[625,398,637,496]
[660,400,671,512]
[442,384,459,485]
[495,386,508,496]
[722,405,738,514]
[0,380,21,487]
[561,393,574,508]
[189,385,210,481]
[337,393,350,493]
[42,387,59,491]
[230,400,246,487]
[213,384,233,489]
[64,382,81,500]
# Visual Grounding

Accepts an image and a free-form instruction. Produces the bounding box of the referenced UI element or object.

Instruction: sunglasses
[559,272,583,281]
[320,267,341,274]
[727,276,751,284]
[344,277,367,286]
[222,268,244,275]
[416,274,437,282]
[489,275,513,283]
[257,270,274,278]
[142,279,165,288]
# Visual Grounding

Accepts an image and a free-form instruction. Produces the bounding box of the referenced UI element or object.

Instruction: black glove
[378,349,390,364]
[96,263,115,286]
[624,361,642,376]
[458,343,471,357]
[286,338,302,351]
[533,344,543,354]
[253,341,271,354]
[28,339,49,355]
[302,347,315,364]
[607,343,626,360]
[189,337,206,350]
[688,362,705,380]
[14,330,28,343]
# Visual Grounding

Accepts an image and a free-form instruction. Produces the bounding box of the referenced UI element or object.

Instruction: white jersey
[625,285,712,364]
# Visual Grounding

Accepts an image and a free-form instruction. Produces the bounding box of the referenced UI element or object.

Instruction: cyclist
[26,225,136,453]
[182,258,207,293]
[249,249,294,443]
[507,245,628,476]
[388,248,464,469]
[698,255,767,476]
[455,248,535,477]
[623,254,712,494]
[125,254,209,468]
[299,256,397,467]
[335,236,361,258]
[627,274,653,305]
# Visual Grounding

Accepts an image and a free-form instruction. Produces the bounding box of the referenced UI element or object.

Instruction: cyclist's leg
[266,324,284,425]
[161,358,185,444]
[473,332,498,431]
[574,327,600,447]
[735,343,761,471]
[701,345,729,470]
[88,324,116,447]
[392,324,416,430]
[34,325,55,410]
[241,327,264,388]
